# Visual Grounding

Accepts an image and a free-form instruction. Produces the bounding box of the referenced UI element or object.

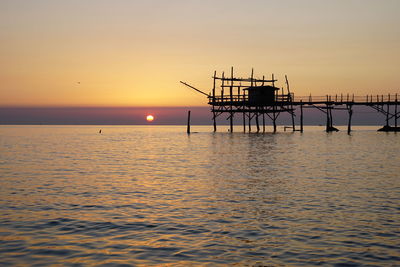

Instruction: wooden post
[386,103,390,127]
[212,71,216,102]
[300,100,304,133]
[326,105,330,132]
[249,69,254,133]
[187,110,191,134]
[230,115,234,133]
[272,105,277,132]
[243,87,246,132]
[230,67,234,132]
[212,70,217,132]
[272,73,275,88]
[290,112,295,131]
[221,72,225,100]
[248,112,252,132]
[251,68,254,87]
[256,109,260,132]
[243,112,246,132]
[347,105,353,134]
[395,94,398,128]
[326,95,329,132]
[262,110,265,133]
[290,106,295,132]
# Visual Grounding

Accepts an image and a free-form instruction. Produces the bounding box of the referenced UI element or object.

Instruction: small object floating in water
[99,129,102,134]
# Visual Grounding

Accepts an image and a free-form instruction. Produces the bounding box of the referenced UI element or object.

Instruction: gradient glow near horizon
[1,0,399,107]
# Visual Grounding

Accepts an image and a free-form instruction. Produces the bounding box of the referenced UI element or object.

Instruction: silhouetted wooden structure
[181,68,400,133]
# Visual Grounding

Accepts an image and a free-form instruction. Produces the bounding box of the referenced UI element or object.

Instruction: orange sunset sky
[1,0,399,107]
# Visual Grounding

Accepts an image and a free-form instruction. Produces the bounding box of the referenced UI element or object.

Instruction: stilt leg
[347,105,353,134]
[326,105,330,132]
[213,111,216,132]
[230,113,233,132]
[255,110,260,133]
[243,112,246,132]
[248,112,252,132]
[262,112,265,133]
[300,102,304,133]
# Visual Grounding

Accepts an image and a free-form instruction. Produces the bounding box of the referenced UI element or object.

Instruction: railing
[209,93,294,103]
[209,93,399,104]
[209,95,248,103]
[292,94,399,103]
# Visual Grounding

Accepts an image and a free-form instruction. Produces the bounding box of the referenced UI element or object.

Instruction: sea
[0,125,399,266]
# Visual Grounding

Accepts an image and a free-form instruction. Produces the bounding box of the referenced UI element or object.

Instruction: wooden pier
[181,68,400,133]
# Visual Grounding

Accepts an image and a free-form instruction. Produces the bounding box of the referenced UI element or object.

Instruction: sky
[1,0,399,108]
[0,1,399,125]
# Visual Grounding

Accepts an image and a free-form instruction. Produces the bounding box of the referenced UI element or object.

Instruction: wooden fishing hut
[181,68,400,133]
[181,67,296,133]
[245,85,278,106]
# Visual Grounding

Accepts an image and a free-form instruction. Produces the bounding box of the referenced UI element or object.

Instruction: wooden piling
[248,113,252,132]
[326,105,330,132]
[251,69,254,87]
[187,110,191,134]
[272,105,277,132]
[291,111,295,132]
[221,72,225,100]
[262,111,265,133]
[347,105,353,134]
[386,103,390,127]
[395,94,398,128]
[285,75,295,132]
[255,110,260,132]
[300,100,304,132]
[272,73,275,88]
[230,67,234,132]
[243,112,246,132]
[212,70,217,132]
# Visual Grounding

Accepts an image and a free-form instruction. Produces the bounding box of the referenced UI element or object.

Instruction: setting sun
[146,115,154,122]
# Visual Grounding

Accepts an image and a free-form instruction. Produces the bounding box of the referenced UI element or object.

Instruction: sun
[146,115,154,122]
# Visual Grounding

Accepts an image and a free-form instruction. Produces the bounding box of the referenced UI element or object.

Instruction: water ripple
[0,126,399,266]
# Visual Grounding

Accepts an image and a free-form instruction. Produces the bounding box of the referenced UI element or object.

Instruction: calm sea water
[0,125,399,266]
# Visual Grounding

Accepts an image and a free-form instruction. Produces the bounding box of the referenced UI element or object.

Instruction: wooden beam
[180,81,210,97]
